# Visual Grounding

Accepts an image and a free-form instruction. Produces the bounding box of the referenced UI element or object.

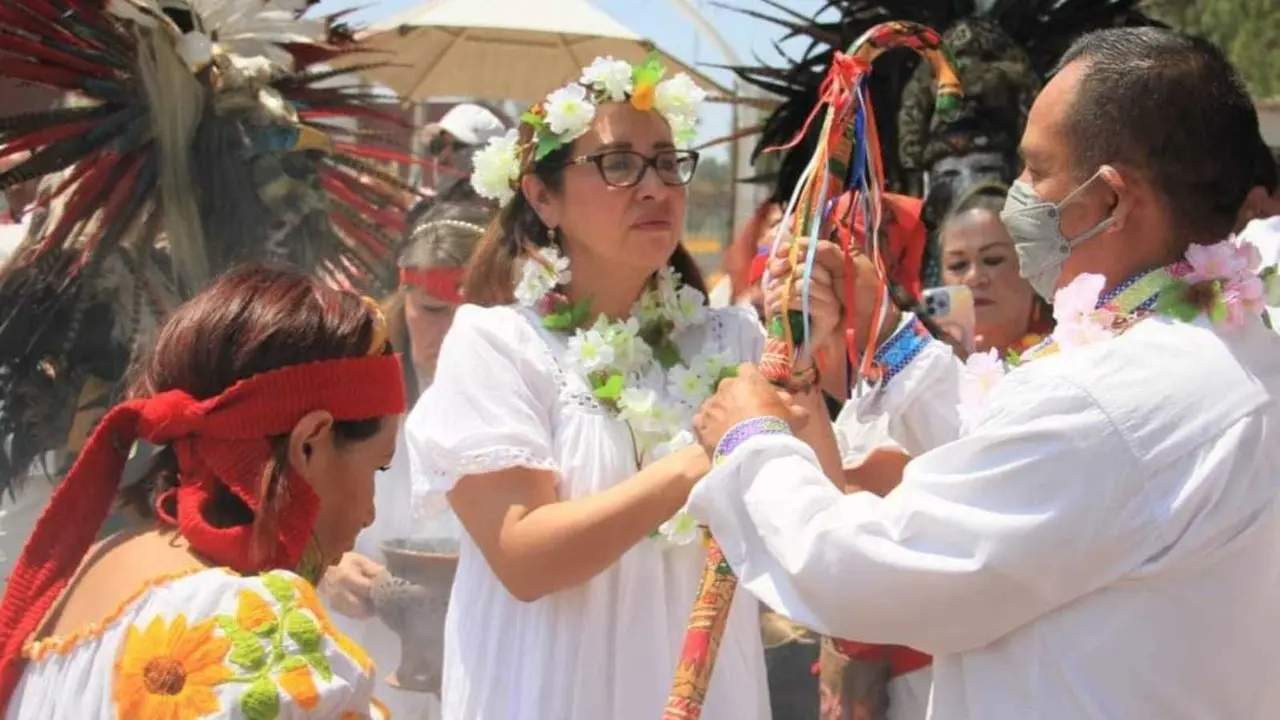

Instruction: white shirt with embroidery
[691,290,1280,718]
[9,568,389,720]
[406,304,769,720]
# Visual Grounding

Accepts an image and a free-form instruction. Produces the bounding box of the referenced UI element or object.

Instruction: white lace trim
[413,438,560,497]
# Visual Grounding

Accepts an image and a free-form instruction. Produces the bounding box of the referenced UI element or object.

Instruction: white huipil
[406,304,770,720]
[692,279,1280,717]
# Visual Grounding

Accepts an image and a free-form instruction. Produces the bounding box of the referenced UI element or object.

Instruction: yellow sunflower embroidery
[114,614,233,720]
[278,664,320,710]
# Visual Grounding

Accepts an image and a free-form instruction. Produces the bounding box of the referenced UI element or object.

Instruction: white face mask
[1000,170,1115,299]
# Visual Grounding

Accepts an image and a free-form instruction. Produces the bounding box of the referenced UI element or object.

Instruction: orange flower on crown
[631,82,656,111]
[113,614,233,720]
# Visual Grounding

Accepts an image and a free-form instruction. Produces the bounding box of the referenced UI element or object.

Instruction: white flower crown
[470,54,707,204]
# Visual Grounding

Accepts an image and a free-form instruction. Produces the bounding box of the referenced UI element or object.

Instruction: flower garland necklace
[960,235,1280,423]
[517,245,734,548]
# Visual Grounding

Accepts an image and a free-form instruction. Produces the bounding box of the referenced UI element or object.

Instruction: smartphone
[920,285,976,354]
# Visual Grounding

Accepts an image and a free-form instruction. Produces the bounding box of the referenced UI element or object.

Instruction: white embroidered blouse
[8,568,388,719]
[406,303,770,720]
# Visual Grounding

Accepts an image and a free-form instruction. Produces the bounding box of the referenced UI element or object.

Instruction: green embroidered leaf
[280,655,307,673]
[303,651,334,682]
[284,609,322,654]
[241,676,280,720]
[1004,348,1023,367]
[251,618,278,638]
[653,341,682,369]
[592,372,625,401]
[533,130,562,162]
[260,573,295,605]
[228,628,268,671]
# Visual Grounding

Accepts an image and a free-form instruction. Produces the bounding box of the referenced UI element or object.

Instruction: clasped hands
[695,239,893,453]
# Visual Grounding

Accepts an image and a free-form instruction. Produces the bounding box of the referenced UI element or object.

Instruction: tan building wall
[1260,99,1280,148]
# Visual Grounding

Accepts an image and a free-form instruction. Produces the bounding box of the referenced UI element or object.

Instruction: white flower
[692,351,735,383]
[543,83,596,141]
[672,285,708,329]
[617,387,661,432]
[581,56,634,102]
[471,129,522,204]
[599,317,650,371]
[654,74,706,125]
[668,364,712,406]
[566,328,616,374]
[513,246,569,306]
[632,291,667,328]
[655,509,701,548]
[666,113,699,149]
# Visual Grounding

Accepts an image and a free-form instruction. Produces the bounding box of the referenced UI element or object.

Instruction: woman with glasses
[403,57,802,720]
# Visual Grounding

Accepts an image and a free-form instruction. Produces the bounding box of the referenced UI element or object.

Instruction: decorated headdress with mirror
[470,53,707,205]
[732,0,1161,289]
[0,0,417,496]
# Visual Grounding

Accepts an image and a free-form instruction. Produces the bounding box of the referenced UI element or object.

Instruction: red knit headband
[401,266,465,304]
[0,353,406,710]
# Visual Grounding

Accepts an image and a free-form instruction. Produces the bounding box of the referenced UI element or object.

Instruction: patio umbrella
[343,0,730,103]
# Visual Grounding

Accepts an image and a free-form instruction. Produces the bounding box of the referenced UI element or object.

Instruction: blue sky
[311,0,831,152]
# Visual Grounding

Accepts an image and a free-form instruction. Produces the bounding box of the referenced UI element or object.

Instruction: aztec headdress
[733,0,1161,204]
[0,0,416,496]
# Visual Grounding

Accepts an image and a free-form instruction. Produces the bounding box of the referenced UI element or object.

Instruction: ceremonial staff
[662,20,962,719]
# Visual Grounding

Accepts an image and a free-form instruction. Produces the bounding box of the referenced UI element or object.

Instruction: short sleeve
[406,305,560,495]
[108,569,389,719]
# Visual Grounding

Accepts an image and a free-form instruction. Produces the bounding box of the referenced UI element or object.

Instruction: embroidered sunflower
[290,576,374,672]
[114,614,233,719]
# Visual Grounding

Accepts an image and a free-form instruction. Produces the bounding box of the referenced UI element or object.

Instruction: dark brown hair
[122,264,393,531]
[1056,28,1263,244]
[464,135,707,306]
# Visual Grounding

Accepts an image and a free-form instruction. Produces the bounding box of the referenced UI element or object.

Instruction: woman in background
[939,182,1053,356]
[322,201,493,719]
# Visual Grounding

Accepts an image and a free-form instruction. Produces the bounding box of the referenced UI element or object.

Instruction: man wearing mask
[422,103,507,202]
[687,27,1280,719]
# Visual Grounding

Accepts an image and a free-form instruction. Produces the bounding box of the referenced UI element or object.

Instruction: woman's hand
[320,552,388,619]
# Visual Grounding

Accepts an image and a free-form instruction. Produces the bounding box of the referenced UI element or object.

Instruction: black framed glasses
[558,149,700,188]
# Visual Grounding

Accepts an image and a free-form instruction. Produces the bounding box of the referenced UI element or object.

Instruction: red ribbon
[0,354,407,711]
[400,266,465,304]
[765,52,869,155]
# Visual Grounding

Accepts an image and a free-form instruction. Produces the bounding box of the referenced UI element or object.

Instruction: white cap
[425,104,506,147]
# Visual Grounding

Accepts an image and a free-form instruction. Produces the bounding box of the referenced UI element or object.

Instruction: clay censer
[371,537,460,693]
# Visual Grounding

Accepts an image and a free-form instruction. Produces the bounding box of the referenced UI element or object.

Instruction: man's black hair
[1054,27,1264,242]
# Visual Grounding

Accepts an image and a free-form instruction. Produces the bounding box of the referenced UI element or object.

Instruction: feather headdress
[0,0,417,496]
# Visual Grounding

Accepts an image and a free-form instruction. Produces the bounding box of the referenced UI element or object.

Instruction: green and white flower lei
[518,246,733,549]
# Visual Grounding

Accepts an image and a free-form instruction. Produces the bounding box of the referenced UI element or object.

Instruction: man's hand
[320,552,389,619]
[694,364,809,455]
[767,241,900,358]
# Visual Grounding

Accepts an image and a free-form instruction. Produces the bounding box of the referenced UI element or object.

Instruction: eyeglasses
[557,150,699,188]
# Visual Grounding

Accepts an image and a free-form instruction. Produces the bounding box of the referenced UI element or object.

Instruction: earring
[547,227,558,242]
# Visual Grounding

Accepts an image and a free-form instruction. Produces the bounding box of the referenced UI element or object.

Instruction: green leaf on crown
[534,129,563,162]
[633,52,666,86]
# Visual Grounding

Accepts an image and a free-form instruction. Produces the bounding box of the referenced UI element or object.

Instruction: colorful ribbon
[663,20,962,720]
